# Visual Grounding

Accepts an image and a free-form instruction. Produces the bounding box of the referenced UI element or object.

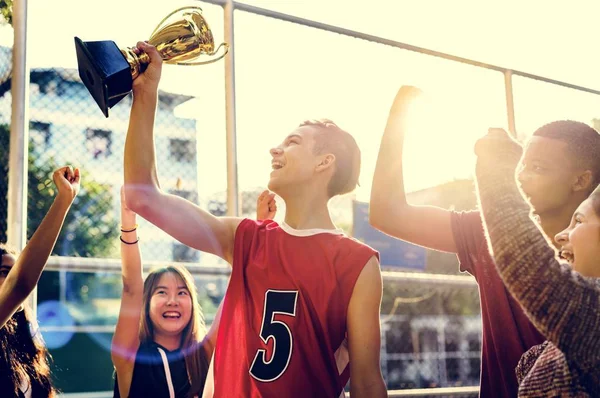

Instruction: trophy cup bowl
[75,6,228,117]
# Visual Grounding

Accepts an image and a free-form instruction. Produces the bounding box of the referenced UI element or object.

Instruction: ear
[573,170,593,193]
[315,154,336,173]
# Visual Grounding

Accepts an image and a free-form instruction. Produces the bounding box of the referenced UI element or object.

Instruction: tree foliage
[0,123,118,257]
[0,0,12,26]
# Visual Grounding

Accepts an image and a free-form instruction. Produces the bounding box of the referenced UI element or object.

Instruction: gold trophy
[75,6,228,117]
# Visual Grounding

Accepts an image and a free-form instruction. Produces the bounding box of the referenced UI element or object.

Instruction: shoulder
[235,218,279,234]
[337,235,380,261]
[233,219,280,245]
[348,255,382,309]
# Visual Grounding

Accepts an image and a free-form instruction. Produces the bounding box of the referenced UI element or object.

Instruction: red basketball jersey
[211,219,378,398]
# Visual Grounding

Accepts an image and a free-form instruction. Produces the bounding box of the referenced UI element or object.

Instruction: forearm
[124,92,160,197]
[14,194,71,289]
[371,109,409,216]
[476,159,600,365]
[120,212,143,293]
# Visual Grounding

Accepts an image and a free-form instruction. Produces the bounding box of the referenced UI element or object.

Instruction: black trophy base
[75,37,133,118]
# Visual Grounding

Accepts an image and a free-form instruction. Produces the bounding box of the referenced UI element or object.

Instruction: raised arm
[369,86,457,253]
[112,187,144,398]
[123,42,241,264]
[347,256,387,398]
[475,128,600,371]
[0,166,79,328]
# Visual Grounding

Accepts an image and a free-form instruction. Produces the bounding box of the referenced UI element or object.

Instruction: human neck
[537,201,581,249]
[153,333,181,351]
[282,191,336,230]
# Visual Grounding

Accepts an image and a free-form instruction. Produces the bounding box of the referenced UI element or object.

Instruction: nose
[270,147,282,157]
[166,293,179,306]
[517,167,532,187]
[554,228,569,247]
[517,163,529,183]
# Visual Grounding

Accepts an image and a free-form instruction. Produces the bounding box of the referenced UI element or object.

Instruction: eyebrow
[286,134,303,142]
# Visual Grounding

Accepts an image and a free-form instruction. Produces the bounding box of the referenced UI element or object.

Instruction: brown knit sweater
[474,136,600,397]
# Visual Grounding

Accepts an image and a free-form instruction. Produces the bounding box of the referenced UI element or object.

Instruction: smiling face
[555,194,600,277]
[267,125,328,198]
[517,136,580,215]
[147,272,193,339]
[267,119,361,200]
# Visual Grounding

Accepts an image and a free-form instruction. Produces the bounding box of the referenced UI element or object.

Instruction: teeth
[559,251,574,263]
[271,161,284,170]
[163,312,181,318]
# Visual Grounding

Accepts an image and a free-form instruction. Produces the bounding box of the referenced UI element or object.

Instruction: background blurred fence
[3,0,600,395]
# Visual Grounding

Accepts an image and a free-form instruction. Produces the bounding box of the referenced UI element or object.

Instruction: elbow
[124,184,160,217]
[368,207,383,230]
[369,202,392,232]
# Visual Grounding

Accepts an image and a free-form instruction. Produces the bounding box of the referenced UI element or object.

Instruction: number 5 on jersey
[249,290,299,382]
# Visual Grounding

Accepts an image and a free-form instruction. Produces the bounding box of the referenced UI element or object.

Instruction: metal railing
[7,0,600,396]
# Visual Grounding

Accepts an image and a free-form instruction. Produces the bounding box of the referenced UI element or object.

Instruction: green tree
[0,0,12,26]
[0,123,118,257]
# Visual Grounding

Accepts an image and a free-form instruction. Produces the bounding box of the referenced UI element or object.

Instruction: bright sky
[2,0,600,201]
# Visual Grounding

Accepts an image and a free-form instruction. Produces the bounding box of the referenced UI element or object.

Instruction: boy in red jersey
[123,42,387,398]
[370,86,600,397]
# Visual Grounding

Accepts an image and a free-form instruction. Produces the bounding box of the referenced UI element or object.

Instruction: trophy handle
[150,6,204,39]
[174,42,230,66]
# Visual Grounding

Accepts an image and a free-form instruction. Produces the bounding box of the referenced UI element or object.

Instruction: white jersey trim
[279,221,345,237]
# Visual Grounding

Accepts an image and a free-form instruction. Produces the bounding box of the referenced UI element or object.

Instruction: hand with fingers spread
[53,166,81,203]
[131,41,163,96]
[257,190,277,220]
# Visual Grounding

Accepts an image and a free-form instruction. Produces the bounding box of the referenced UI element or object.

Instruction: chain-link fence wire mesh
[33,267,482,394]
[0,64,485,392]
[0,64,206,262]
[0,5,485,392]
[380,281,481,389]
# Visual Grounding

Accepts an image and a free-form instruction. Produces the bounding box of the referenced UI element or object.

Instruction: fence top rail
[200,0,600,96]
[46,256,476,286]
[387,387,480,397]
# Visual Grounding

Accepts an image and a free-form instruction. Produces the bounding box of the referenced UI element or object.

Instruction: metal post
[8,0,33,313]
[224,0,240,216]
[504,70,517,137]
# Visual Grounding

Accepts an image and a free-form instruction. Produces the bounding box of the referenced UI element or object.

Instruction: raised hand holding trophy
[75,6,228,117]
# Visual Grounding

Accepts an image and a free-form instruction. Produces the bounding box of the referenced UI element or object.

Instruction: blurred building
[0,61,201,263]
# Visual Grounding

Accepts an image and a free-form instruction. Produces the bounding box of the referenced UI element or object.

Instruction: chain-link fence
[0,8,481,394]
[4,0,600,396]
